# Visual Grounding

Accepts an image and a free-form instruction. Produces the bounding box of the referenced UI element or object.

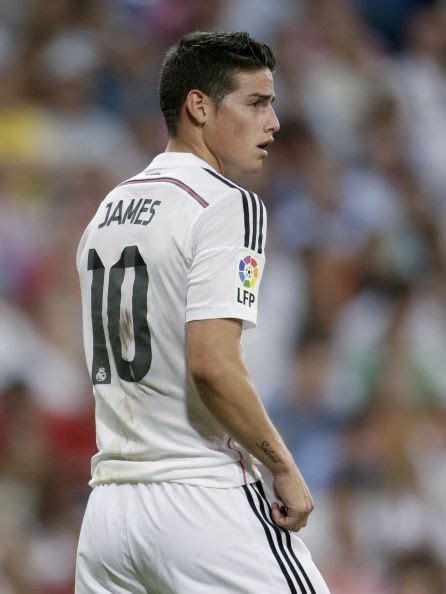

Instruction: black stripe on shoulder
[203,167,237,189]
[248,192,265,255]
[243,484,298,593]
[249,192,266,253]
[255,482,316,594]
[203,168,250,248]
[241,190,250,249]
[248,192,258,251]
[258,198,265,254]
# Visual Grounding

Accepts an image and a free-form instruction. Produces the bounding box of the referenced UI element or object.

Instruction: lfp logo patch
[239,255,258,288]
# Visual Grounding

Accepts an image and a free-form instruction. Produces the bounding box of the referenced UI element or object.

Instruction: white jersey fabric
[76,152,267,488]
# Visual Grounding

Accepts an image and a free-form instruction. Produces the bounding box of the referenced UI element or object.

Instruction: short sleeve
[186,189,267,329]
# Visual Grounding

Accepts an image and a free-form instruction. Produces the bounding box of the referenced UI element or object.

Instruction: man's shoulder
[199,167,258,204]
[189,169,266,255]
[197,169,265,235]
[184,168,266,229]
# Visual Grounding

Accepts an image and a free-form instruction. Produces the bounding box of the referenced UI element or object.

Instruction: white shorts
[75,481,330,593]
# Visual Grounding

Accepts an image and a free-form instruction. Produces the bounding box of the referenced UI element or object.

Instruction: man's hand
[271,467,314,532]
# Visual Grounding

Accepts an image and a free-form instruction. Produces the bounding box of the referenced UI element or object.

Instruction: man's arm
[186,317,314,532]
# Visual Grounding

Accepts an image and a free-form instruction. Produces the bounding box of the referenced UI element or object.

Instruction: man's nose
[266,105,280,133]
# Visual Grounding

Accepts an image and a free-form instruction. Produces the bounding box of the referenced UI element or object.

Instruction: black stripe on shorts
[243,483,299,593]
[250,483,307,593]
[255,481,316,594]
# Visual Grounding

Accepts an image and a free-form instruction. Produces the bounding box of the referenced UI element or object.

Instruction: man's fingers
[284,512,310,532]
[271,501,312,532]
[273,514,308,532]
[271,502,284,524]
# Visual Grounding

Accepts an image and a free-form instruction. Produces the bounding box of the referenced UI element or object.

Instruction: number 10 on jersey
[88,245,152,384]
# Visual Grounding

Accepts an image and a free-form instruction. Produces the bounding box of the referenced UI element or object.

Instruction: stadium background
[1,0,446,592]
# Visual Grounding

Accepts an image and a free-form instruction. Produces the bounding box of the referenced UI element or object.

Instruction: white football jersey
[76,152,267,488]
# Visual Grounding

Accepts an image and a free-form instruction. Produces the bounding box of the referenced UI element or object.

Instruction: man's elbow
[188,354,226,387]
[186,318,243,388]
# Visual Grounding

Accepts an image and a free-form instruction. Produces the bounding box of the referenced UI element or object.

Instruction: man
[76,31,330,593]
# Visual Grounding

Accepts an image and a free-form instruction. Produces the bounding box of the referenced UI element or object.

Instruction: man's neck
[165,135,223,175]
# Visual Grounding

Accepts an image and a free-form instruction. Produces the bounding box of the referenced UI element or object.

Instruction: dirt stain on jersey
[121,391,134,425]
[119,309,134,358]
[119,309,138,432]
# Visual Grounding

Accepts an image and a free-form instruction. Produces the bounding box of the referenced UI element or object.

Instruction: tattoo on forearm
[256,441,280,464]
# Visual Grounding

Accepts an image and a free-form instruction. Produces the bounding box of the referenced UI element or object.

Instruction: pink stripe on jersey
[118,177,209,208]
[227,437,248,485]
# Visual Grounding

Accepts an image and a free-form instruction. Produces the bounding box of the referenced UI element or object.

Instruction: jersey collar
[146,152,218,172]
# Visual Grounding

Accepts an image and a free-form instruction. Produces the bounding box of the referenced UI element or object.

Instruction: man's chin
[248,160,264,175]
[223,158,263,180]
[239,159,263,175]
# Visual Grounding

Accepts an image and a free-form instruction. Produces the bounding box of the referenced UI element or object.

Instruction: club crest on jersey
[96,367,107,382]
[238,255,258,288]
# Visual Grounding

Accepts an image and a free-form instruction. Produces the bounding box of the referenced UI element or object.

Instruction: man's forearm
[192,357,295,476]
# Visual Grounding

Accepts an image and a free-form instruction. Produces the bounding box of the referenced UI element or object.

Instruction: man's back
[77,151,266,487]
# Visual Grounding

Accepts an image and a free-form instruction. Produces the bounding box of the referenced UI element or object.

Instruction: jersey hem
[89,470,261,490]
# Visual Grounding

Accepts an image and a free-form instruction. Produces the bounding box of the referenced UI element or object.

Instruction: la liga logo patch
[239,255,259,288]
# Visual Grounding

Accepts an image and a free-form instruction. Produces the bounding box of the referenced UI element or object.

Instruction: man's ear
[184,90,212,127]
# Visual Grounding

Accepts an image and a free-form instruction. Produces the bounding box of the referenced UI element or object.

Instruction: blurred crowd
[1,0,446,592]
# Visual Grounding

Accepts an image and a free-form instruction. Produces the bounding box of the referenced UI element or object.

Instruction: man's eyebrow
[247,92,276,103]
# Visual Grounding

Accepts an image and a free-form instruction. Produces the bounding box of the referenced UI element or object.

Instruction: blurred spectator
[36,29,145,181]
[275,0,389,160]
[0,52,53,169]
[387,549,446,593]
[216,0,304,44]
[389,5,446,201]
[268,328,344,492]
[354,0,430,50]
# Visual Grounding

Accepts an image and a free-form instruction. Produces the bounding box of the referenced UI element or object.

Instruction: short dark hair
[159,31,276,136]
